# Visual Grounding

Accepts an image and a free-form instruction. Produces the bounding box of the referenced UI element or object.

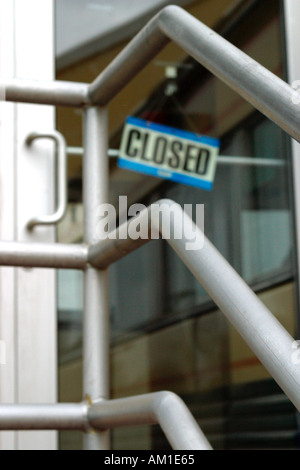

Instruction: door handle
[25,131,67,230]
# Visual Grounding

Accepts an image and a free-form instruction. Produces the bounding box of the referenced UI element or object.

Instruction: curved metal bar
[88,392,212,450]
[0,393,211,451]
[26,131,68,230]
[88,5,300,143]
[0,241,88,270]
[1,7,299,142]
[1,7,299,141]
[88,199,300,412]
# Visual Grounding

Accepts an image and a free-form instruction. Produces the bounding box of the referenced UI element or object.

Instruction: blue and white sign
[118,117,220,190]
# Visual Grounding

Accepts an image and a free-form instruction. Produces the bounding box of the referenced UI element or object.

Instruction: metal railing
[1,5,300,451]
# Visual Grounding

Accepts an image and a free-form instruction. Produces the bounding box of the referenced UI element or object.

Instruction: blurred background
[55,0,299,450]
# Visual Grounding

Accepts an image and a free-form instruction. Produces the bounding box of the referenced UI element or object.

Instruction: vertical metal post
[83,106,110,450]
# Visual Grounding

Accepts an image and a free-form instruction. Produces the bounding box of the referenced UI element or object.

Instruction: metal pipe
[0,78,89,107]
[88,392,212,450]
[0,403,88,430]
[88,5,300,143]
[26,131,68,229]
[89,210,151,268]
[67,147,119,158]
[88,11,169,106]
[67,147,285,167]
[1,7,298,142]
[217,156,285,167]
[83,107,110,450]
[0,394,211,450]
[88,199,300,411]
[0,241,87,270]
[67,146,84,157]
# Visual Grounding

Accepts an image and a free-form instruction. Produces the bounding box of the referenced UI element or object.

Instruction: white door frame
[0,0,57,450]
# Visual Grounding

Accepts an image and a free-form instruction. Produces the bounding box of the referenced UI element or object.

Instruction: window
[108,114,294,335]
[57,0,295,346]
[106,0,295,337]
[55,0,298,451]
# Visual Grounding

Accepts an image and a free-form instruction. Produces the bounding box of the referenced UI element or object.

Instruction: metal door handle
[25,131,67,229]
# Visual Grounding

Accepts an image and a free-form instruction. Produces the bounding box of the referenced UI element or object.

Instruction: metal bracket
[25,131,67,230]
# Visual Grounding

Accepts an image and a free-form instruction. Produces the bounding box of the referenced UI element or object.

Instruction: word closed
[119,117,219,190]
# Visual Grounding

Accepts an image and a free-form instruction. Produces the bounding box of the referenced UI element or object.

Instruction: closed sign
[118,117,220,190]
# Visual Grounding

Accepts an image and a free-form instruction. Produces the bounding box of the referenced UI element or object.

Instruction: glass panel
[239,120,292,283]
[57,270,83,364]
[162,117,293,314]
[110,240,164,336]
[55,0,298,451]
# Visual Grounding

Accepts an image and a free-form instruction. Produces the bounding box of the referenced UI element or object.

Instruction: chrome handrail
[0,392,212,450]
